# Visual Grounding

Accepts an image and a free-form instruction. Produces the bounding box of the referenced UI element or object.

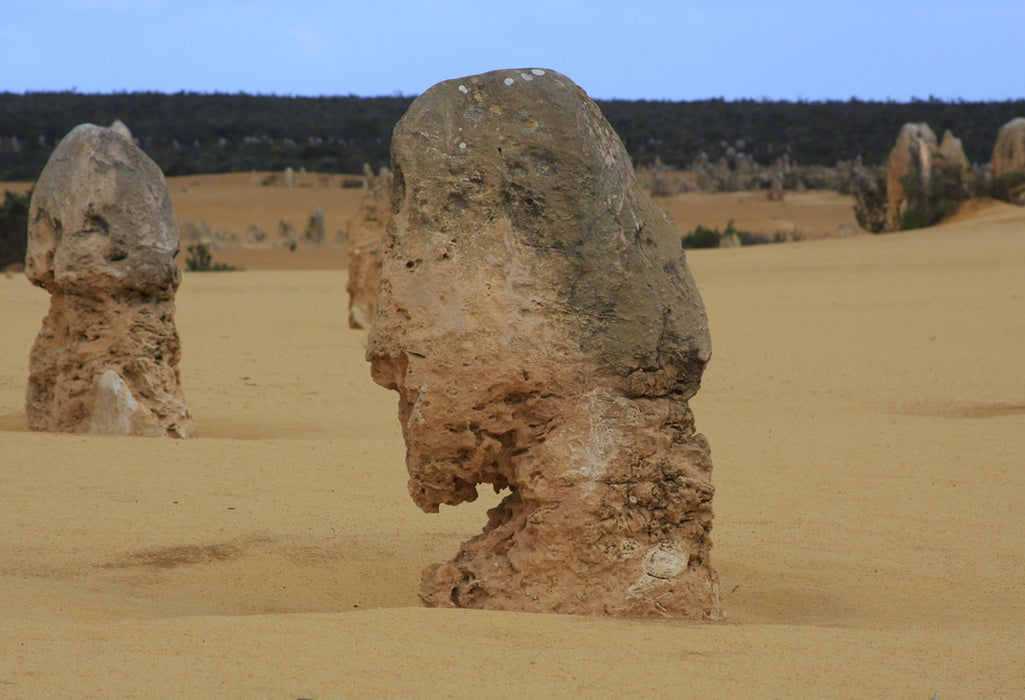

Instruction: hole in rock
[85,212,110,237]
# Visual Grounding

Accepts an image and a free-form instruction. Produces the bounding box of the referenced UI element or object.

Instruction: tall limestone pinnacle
[367,69,721,618]
[25,124,195,438]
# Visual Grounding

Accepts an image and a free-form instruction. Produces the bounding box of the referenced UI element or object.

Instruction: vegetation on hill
[0,190,30,269]
[989,171,1025,205]
[601,98,1024,170]
[1,92,1023,181]
[184,243,241,272]
[0,92,413,180]
[897,167,971,231]
[682,220,763,248]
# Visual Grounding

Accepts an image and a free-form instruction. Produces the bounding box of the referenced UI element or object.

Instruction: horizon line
[3,88,1024,105]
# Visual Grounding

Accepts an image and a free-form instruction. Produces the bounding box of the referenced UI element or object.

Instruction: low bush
[0,190,30,270]
[897,170,965,231]
[681,219,765,249]
[681,224,722,249]
[898,199,960,230]
[184,243,240,272]
[737,230,771,245]
[989,171,1025,204]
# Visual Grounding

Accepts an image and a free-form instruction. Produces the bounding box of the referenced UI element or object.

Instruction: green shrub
[0,190,31,270]
[682,219,765,249]
[735,230,770,245]
[681,224,721,249]
[897,169,966,231]
[989,171,1025,204]
[184,243,239,271]
[898,199,960,230]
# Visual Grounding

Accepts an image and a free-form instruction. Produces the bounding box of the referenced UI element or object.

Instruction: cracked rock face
[367,69,721,618]
[25,123,195,438]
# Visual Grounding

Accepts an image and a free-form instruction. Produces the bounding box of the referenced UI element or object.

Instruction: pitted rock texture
[25,123,195,438]
[366,68,721,619]
[345,167,392,329]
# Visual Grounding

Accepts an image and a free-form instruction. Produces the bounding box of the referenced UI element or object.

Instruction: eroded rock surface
[367,69,721,619]
[345,167,391,329]
[885,123,974,229]
[937,130,975,194]
[886,123,938,231]
[990,117,1025,205]
[25,123,195,438]
[991,117,1025,178]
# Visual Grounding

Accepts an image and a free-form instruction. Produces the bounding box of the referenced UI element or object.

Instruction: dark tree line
[0,189,30,269]
[1,91,1023,181]
[0,92,414,180]
[600,97,1025,169]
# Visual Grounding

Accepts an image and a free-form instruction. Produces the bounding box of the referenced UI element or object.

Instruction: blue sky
[3,0,1022,101]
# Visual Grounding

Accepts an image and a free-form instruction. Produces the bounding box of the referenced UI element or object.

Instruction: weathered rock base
[423,539,723,619]
[420,490,723,619]
[409,386,722,619]
[26,293,195,438]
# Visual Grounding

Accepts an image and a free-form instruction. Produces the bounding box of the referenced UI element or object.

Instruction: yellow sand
[1,180,1023,697]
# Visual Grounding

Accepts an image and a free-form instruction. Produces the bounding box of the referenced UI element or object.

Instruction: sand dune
[1,185,1024,696]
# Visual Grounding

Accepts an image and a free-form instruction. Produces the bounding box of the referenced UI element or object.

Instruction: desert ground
[2,174,1024,697]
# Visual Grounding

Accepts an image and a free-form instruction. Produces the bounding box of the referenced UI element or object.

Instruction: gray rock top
[376,67,710,393]
[26,123,181,297]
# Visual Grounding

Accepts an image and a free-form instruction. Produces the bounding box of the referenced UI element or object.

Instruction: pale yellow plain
[1,176,1023,697]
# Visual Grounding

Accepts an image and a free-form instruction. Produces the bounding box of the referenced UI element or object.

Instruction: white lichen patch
[459,142,467,150]
[564,389,625,480]
[626,544,690,600]
[643,544,689,579]
[409,382,430,426]
[89,369,144,435]
[626,575,663,599]
[520,72,534,82]
[504,77,515,86]
[531,68,545,76]
[458,84,469,94]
